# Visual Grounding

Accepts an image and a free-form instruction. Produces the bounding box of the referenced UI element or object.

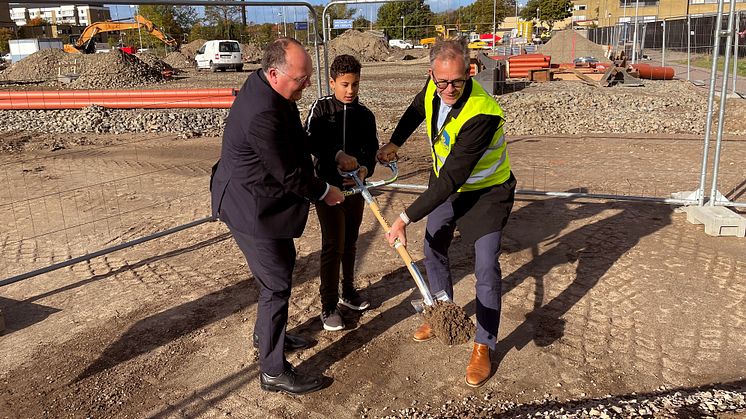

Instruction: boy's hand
[336,152,359,171]
[376,142,399,163]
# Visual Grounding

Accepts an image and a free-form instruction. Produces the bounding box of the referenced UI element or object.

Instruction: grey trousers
[423,199,503,350]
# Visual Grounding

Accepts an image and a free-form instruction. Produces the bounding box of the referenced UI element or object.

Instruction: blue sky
[108,0,528,24]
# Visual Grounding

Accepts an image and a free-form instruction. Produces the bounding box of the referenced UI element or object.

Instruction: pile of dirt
[163,51,193,70]
[0,48,164,89]
[241,43,263,63]
[539,29,608,64]
[181,39,206,58]
[328,29,390,62]
[423,301,475,345]
[136,52,176,74]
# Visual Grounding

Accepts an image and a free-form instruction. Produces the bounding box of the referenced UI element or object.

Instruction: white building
[10,3,109,26]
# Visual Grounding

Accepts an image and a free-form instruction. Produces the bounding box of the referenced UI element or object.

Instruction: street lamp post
[401,15,404,40]
[130,5,143,51]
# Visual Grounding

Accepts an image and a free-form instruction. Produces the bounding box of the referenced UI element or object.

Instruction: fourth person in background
[305,54,379,332]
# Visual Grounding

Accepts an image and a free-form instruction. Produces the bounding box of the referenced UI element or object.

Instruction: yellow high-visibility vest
[425,79,510,192]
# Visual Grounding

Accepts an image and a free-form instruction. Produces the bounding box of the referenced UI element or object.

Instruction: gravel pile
[539,29,608,63]
[0,105,227,137]
[0,48,165,88]
[135,52,176,74]
[375,386,746,418]
[497,79,739,136]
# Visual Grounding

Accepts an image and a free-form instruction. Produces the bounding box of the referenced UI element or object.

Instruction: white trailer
[9,38,64,63]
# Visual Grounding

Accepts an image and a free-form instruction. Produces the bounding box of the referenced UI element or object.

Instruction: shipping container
[9,38,64,63]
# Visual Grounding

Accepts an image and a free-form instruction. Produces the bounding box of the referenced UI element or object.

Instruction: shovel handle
[364,194,435,306]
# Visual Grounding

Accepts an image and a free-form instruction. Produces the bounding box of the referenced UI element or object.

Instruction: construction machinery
[420,24,459,48]
[63,15,179,54]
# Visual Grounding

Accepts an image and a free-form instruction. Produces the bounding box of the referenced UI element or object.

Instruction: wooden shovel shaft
[363,190,434,305]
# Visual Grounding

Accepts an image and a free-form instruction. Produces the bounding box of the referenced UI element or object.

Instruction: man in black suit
[211,37,345,395]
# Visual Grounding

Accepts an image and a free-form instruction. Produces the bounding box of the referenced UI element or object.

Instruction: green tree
[0,28,15,53]
[353,16,371,31]
[521,0,572,32]
[204,5,242,39]
[458,0,510,33]
[377,0,433,41]
[137,5,197,38]
[244,22,278,46]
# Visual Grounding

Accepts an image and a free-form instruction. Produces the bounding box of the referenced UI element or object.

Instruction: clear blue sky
[107,0,528,24]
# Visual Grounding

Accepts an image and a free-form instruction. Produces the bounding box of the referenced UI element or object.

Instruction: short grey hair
[429,37,470,71]
[262,37,304,73]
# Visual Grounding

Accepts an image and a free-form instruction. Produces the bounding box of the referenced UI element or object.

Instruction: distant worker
[210,37,345,395]
[305,54,379,331]
[377,38,516,388]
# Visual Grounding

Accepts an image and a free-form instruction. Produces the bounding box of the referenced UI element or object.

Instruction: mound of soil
[241,43,263,63]
[181,39,206,58]
[136,52,176,74]
[163,51,194,70]
[424,301,475,345]
[539,29,607,64]
[328,29,390,62]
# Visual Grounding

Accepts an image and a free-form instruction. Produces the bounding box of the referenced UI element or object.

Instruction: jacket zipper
[342,103,347,153]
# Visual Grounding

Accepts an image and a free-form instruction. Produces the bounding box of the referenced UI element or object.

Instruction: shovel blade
[434,290,451,302]
[411,299,425,313]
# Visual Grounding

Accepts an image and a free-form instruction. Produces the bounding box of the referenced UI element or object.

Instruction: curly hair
[330,54,362,79]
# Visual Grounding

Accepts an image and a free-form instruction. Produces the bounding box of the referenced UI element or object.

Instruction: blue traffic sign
[333,19,353,29]
[294,21,308,31]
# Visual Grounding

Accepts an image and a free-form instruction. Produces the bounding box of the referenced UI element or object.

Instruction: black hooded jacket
[305,95,379,188]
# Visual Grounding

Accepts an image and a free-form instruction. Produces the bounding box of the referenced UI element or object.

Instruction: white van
[195,40,243,72]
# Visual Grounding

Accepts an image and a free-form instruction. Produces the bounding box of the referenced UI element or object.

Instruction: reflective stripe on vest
[425,79,511,192]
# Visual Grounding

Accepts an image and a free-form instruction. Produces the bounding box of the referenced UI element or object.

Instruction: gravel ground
[378,385,746,418]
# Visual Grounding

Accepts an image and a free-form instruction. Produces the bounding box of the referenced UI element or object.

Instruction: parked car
[388,39,413,49]
[195,40,243,72]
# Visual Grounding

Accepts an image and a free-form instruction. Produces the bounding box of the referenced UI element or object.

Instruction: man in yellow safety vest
[377,37,517,388]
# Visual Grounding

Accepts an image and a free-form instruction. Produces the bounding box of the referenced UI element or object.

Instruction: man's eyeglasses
[432,77,467,89]
[274,67,310,85]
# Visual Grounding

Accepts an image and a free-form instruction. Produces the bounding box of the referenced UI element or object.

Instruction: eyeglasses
[274,66,310,85]
[432,77,467,89]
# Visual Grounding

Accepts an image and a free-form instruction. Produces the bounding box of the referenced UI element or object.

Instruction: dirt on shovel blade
[423,301,475,346]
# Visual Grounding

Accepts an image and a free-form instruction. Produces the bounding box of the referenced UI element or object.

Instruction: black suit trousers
[228,225,296,376]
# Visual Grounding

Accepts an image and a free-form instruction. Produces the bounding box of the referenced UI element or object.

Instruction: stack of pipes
[0,88,237,110]
[507,54,551,78]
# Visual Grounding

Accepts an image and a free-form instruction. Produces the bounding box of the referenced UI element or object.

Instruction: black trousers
[228,226,295,376]
[314,193,364,311]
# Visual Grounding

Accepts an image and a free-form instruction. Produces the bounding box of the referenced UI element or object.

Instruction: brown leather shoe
[465,343,491,387]
[413,322,434,342]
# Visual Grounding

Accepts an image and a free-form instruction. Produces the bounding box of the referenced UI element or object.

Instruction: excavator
[63,14,179,54]
[420,25,459,48]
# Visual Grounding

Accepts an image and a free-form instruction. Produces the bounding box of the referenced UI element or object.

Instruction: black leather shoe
[252,333,313,352]
[260,369,325,395]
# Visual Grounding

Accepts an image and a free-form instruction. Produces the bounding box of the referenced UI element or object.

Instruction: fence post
[662,18,666,66]
[733,11,740,94]
[687,14,691,81]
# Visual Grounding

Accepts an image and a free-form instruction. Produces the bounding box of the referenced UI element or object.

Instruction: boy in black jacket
[305,54,379,331]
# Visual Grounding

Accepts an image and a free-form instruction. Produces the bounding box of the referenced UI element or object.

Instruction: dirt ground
[1,61,746,418]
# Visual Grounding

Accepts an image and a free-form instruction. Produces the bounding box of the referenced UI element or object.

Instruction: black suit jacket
[211,71,327,238]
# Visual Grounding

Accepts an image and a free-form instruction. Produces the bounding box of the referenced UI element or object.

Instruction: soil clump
[423,301,475,345]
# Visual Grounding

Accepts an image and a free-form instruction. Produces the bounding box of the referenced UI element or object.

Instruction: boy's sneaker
[339,290,370,311]
[320,308,345,331]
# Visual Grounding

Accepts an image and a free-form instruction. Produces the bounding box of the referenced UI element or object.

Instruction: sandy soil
[1,61,745,418]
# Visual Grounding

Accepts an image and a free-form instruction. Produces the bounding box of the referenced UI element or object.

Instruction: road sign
[294,21,308,31]
[333,19,353,30]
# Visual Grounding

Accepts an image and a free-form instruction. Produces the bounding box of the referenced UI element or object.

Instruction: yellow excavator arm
[64,14,179,54]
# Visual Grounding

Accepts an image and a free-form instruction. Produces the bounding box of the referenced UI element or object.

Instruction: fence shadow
[489,198,673,366]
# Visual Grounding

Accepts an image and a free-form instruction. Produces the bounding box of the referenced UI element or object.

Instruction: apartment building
[572,0,746,27]
[10,3,109,26]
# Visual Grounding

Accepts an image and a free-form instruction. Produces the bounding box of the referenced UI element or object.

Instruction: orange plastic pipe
[0,96,235,109]
[632,64,674,80]
[0,89,237,100]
